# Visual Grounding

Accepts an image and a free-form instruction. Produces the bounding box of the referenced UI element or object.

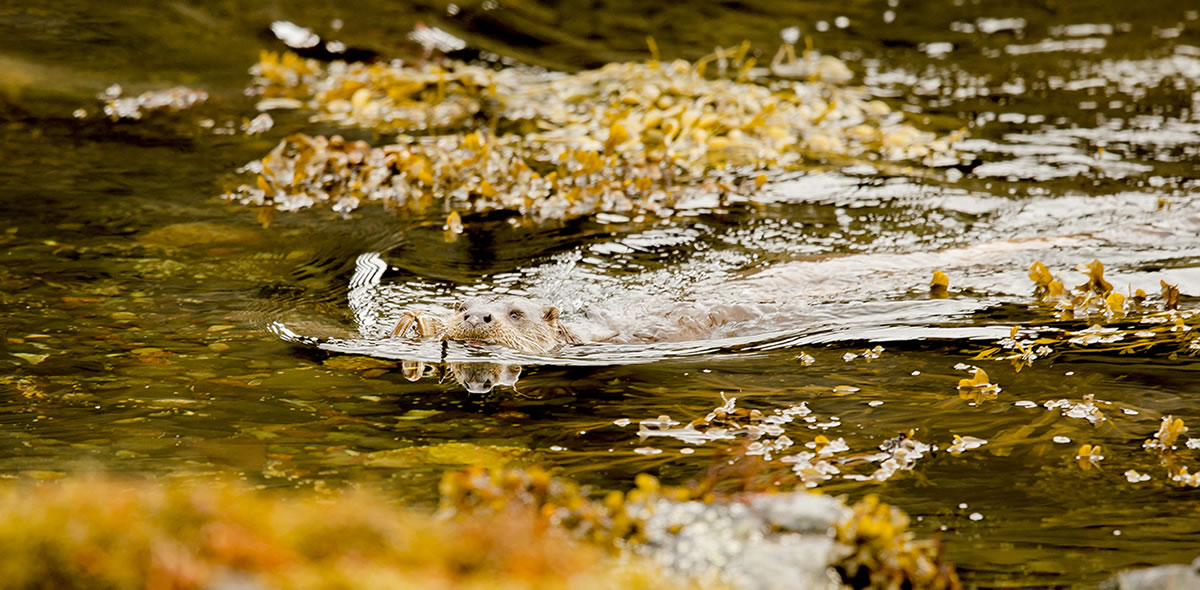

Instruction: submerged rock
[139,222,262,247]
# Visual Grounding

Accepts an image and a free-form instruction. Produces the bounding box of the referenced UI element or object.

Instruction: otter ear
[558,324,580,345]
[542,306,559,323]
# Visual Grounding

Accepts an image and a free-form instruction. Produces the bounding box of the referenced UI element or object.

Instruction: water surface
[2,1,1200,587]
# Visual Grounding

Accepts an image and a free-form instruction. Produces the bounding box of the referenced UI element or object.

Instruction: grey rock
[636,492,851,590]
[1098,556,1200,590]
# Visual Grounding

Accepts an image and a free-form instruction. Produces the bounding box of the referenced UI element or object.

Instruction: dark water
[3,1,1200,587]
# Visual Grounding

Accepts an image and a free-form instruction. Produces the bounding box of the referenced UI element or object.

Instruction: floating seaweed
[947,434,988,455]
[956,366,1001,403]
[781,436,847,488]
[99,84,209,120]
[973,260,1197,366]
[636,395,808,460]
[1045,394,1107,426]
[1142,416,1200,488]
[843,345,885,363]
[630,396,967,489]
[1075,443,1104,470]
[930,270,950,298]
[843,431,935,484]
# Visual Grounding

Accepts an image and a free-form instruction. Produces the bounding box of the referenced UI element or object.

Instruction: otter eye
[454,301,466,313]
[508,309,524,320]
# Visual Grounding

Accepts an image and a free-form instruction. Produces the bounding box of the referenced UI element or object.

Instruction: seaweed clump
[834,495,961,590]
[438,466,691,548]
[228,45,962,222]
[1143,415,1200,488]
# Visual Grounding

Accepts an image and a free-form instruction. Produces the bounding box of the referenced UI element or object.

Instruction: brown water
[3,1,1200,587]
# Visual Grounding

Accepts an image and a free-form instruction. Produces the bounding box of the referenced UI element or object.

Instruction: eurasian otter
[436,295,579,353]
[346,253,583,354]
[394,294,763,353]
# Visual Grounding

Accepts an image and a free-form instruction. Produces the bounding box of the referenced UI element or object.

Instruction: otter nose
[464,312,493,326]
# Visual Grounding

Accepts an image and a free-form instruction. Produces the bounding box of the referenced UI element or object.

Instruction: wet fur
[440,295,576,353]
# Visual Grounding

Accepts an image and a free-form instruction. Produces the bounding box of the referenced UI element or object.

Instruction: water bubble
[780,26,800,44]
[922,42,953,58]
[1124,470,1151,483]
[270,21,320,49]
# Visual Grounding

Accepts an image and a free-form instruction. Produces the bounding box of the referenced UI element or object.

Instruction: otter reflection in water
[447,362,523,394]
[398,359,523,394]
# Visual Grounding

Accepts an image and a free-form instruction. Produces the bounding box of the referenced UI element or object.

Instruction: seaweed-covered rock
[228,46,962,221]
[0,475,695,590]
[440,466,961,590]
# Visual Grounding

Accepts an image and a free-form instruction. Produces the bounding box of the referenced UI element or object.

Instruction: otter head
[441,295,577,353]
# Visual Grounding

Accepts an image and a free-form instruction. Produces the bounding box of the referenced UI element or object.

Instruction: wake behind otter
[343,237,1084,355]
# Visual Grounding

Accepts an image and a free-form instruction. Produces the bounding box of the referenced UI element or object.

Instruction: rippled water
[2,1,1200,587]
